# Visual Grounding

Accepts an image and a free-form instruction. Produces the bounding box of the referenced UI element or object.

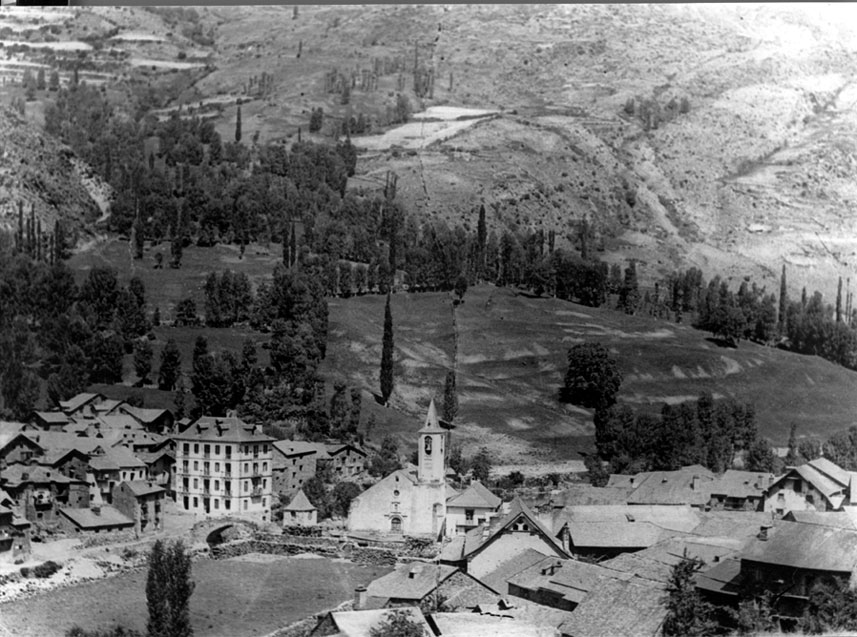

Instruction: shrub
[34,560,62,578]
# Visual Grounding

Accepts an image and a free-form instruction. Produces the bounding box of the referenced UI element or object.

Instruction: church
[347,400,451,538]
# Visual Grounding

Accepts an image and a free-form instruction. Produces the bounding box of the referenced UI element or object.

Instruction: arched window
[424,436,432,455]
[390,516,403,534]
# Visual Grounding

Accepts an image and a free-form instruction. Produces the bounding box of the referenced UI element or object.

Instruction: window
[193,478,198,489]
[225,446,232,458]
[193,444,199,454]
[183,478,189,490]
[193,497,198,508]
[793,480,802,493]
[122,471,127,480]
[215,445,220,455]
[244,481,249,492]
[393,490,400,497]
[203,462,210,474]
[244,500,248,510]
[214,499,219,509]
[253,463,258,474]
[225,481,231,493]
[262,462,268,472]
[263,479,267,488]
[204,444,210,456]
[806,494,815,505]
[465,509,474,522]
[225,499,231,510]
[183,443,189,455]
[193,461,199,471]
[215,463,220,472]
[424,436,432,455]
[182,461,188,473]
[225,463,232,475]
[390,517,402,534]
[183,496,189,509]
[244,463,249,473]
[262,498,266,507]
[214,480,220,491]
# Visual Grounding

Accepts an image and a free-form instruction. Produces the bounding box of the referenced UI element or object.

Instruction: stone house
[0,463,89,525]
[112,480,166,534]
[445,480,502,537]
[708,470,773,512]
[0,493,30,563]
[58,504,134,534]
[363,562,499,611]
[271,440,318,497]
[0,429,44,466]
[323,443,367,478]
[764,458,856,516]
[89,447,148,505]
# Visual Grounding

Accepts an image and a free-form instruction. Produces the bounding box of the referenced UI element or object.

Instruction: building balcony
[251,487,263,498]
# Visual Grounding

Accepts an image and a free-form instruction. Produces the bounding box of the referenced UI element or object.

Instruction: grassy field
[0,554,391,637]
[323,284,857,461]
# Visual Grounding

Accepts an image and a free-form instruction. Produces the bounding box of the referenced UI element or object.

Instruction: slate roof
[174,416,274,444]
[89,447,146,471]
[119,405,171,425]
[566,521,667,549]
[446,481,502,510]
[418,399,445,434]
[709,470,773,499]
[558,576,667,637]
[479,547,550,595]
[690,510,776,540]
[741,521,857,573]
[325,608,431,637]
[430,613,552,637]
[284,489,316,512]
[1,464,78,486]
[768,462,849,509]
[272,440,321,458]
[59,393,103,414]
[122,481,165,497]
[553,504,701,534]
[599,552,674,584]
[549,484,634,508]
[626,467,716,506]
[808,457,852,487]
[58,506,133,530]
[508,556,630,605]
[0,431,43,454]
[325,443,367,458]
[94,399,124,414]
[135,449,176,465]
[32,412,70,424]
[783,510,856,529]
[694,557,743,597]
[366,562,458,601]
[24,431,104,454]
[464,497,569,561]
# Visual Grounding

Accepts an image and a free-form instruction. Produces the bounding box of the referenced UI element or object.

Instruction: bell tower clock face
[424,436,432,455]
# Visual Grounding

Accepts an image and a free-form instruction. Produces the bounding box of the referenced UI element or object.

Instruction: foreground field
[324,285,857,461]
[0,554,390,637]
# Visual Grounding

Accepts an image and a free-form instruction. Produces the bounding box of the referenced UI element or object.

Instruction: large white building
[173,416,274,521]
[348,401,449,537]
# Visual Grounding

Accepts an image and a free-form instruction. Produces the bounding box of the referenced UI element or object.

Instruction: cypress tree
[778,264,788,335]
[442,370,458,423]
[836,276,843,323]
[477,203,487,276]
[289,222,297,267]
[158,338,182,391]
[380,292,394,405]
[235,104,242,143]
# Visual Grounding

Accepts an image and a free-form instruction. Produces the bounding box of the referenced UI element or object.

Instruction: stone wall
[210,537,398,567]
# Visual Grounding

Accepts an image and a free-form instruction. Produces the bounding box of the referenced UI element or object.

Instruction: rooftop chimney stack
[758,524,772,541]
[354,586,367,610]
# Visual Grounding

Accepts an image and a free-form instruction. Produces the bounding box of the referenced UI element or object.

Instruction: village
[1,390,854,636]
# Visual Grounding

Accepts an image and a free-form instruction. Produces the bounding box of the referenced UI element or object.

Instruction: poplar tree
[235,104,242,143]
[442,370,458,423]
[146,539,195,637]
[379,292,394,405]
[837,276,843,323]
[158,338,182,391]
[778,264,788,335]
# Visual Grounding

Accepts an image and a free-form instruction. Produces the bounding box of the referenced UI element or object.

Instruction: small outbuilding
[283,489,317,527]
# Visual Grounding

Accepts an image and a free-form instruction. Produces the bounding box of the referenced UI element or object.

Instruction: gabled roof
[0,431,44,454]
[272,440,320,458]
[122,481,165,497]
[566,521,668,550]
[59,393,104,414]
[118,405,172,425]
[135,449,176,465]
[446,481,502,510]
[808,457,852,487]
[284,489,316,512]
[58,506,133,530]
[418,399,445,435]
[366,562,458,601]
[626,467,716,506]
[1,464,80,486]
[463,497,569,561]
[508,555,631,605]
[553,504,701,534]
[325,443,367,458]
[23,431,103,455]
[32,412,70,424]
[478,548,552,595]
[174,416,275,444]
[558,576,667,637]
[549,484,635,508]
[709,470,773,499]
[430,613,551,637]
[694,557,743,598]
[741,521,857,573]
[783,510,856,529]
[89,447,146,471]
[94,399,125,414]
[325,608,431,637]
[41,447,90,467]
[768,463,847,509]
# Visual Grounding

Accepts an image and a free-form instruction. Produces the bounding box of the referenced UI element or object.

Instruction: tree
[369,609,427,637]
[744,436,776,473]
[470,447,492,483]
[174,299,199,326]
[369,435,402,476]
[379,292,394,405]
[837,276,843,323]
[235,104,242,143]
[48,69,60,92]
[662,556,717,637]
[559,342,623,410]
[785,423,799,466]
[158,338,182,391]
[146,539,195,637]
[330,481,362,518]
[448,443,467,476]
[134,339,153,385]
[778,263,788,336]
[618,261,640,314]
[799,577,857,634]
[36,68,46,91]
[584,454,609,487]
[66,627,142,637]
[453,274,468,302]
[442,370,458,423]
[329,381,350,437]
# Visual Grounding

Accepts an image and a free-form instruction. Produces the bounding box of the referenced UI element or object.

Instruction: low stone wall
[210,538,398,567]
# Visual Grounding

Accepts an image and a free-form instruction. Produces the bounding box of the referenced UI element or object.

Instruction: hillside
[323,285,857,463]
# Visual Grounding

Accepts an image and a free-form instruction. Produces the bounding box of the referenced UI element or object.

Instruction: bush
[33,560,62,578]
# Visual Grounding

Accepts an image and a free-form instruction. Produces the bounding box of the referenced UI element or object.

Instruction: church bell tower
[418,400,446,483]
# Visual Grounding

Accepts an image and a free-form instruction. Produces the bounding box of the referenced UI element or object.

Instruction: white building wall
[348,471,446,536]
[468,531,562,580]
[764,477,834,515]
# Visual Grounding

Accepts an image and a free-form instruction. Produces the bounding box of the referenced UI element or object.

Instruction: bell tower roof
[418,399,445,434]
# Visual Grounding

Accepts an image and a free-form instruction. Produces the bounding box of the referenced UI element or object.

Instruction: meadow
[0,554,390,637]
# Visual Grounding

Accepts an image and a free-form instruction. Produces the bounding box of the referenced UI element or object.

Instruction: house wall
[330,448,365,478]
[469,531,563,580]
[709,495,763,512]
[56,456,89,482]
[272,453,316,496]
[764,477,833,516]
[446,505,496,536]
[509,580,575,611]
[742,559,849,616]
[0,438,41,465]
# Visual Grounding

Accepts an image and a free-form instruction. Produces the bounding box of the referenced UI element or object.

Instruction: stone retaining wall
[210,538,398,567]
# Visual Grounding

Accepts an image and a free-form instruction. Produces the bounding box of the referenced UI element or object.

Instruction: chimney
[559,524,570,553]
[354,586,367,610]
[758,524,772,541]
[692,475,701,491]
[92,505,101,516]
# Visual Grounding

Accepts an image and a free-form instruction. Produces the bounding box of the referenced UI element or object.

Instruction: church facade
[347,401,448,538]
